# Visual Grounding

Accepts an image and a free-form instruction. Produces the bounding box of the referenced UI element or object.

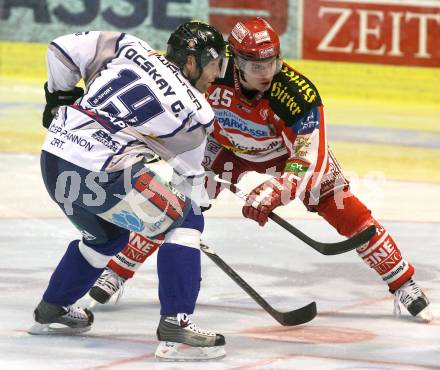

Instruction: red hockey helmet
[228,17,281,61]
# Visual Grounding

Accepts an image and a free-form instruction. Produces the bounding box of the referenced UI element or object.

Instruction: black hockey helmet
[166,21,226,72]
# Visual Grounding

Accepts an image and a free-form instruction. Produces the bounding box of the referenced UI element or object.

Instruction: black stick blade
[315,224,377,255]
[269,214,376,255]
[274,301,317,326]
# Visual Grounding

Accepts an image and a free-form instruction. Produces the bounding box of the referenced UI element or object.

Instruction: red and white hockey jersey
[207,59,329,198]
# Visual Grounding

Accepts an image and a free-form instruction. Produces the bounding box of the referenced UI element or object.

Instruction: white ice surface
[1,217,439,370]
[0,154,439,369]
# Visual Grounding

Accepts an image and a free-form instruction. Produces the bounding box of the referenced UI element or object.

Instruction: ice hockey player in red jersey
[90,17,432,322]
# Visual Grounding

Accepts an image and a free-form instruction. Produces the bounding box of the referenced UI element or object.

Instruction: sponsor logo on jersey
[280,66,318,104]
[319,153,349,198]
[271,82,302,116]
[214,109,272,138]
[293,134,312,156]
[111,210,145,232]
[284,161,310,176]
[202,155,212,167]
[226,137,281,154]
[48,124,95,151]
[92,130,121,152]
[206,139,222,155]
[259,108,269,120]
[221,144,249,154]
[294,108,320,134]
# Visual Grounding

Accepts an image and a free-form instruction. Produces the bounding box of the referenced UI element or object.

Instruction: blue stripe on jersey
[115,33,126,52]
[115,44,132,59]
[50,41,76,67]
[187,122,203,132]
[187,117,215,132]
[73,119,95,130]
[157,112,194,139]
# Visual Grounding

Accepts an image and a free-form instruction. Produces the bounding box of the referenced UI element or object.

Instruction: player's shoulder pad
[267,62,322,125]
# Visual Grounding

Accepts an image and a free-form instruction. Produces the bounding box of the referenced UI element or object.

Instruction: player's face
[238,57,278,92]
[195,58,222,93]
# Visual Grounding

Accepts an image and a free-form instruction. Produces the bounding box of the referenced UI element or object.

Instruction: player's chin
[259,81,271,91]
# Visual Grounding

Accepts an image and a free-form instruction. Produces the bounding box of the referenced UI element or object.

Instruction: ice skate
[28,300,94,335]
[155,313,225,361]
[394,279,432,322]
[89,268,126,304]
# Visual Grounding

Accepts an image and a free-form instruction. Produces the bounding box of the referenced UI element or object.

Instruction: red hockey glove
[242,176,297,226]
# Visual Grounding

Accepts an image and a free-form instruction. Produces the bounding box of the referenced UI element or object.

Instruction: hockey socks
[43,240,105,305]
[356,222,414,291]
[157,242,201,315]
[43,234,129,305]
[316,192,413,291]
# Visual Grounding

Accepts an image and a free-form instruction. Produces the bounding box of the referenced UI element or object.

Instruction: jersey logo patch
[111,210,145,232]
[214,109,272,138]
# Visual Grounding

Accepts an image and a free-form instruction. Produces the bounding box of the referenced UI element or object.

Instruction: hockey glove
[243,176,297,226]
[42,82,84,128]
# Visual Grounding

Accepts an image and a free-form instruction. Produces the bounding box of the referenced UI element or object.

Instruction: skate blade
[416,305,433,322]
[27,322,91,335]
[155,341,226,362]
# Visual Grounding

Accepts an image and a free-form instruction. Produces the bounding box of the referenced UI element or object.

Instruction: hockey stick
[224,182,376,255]
[200,243,317,326]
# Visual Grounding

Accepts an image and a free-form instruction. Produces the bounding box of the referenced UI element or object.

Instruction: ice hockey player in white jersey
[29,22,227,361]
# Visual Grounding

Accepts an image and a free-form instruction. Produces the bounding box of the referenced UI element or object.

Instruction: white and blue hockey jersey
[42,31,215,205]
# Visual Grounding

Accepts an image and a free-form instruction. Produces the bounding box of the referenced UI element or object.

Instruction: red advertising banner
[303,0,440,67]
[209,0,288,35]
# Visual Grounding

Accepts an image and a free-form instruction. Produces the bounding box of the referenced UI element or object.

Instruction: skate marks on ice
[0,218,439,369]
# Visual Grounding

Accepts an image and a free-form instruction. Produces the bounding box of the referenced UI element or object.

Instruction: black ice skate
[89,267,126,304]
[155,313,226,361]
[28,300,94,335]
[394,279,432,322]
